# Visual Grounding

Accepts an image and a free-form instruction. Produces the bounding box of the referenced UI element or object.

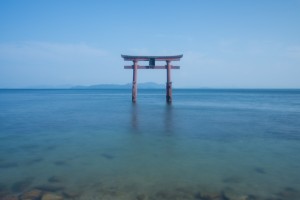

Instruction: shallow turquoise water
[0,89,300,199]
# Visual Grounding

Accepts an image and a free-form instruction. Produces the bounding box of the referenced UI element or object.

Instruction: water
[0,89,300,200]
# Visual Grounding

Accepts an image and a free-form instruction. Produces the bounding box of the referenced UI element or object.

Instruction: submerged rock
[11,177,34,193]
[45,145,57,151]
[194,192,214,200]
[155,190,171,199]
[41,193,63,200]
[194,192,203,199]
[26,158,43,165]
[253,167,266,174]
[21,144,40,151]
[222,176,242,184]
[0,162,19,169]
[19,189,43,200]
[1,195,19,200]
[0,183,7,192]
[194,191,230,200]
[277,186,299,199]
[53,161,67,166]
[99,186,120,196]
[101,153,115,160]
[48,176,61,183]
[222,187,237,200]
[35,185,64,192]
[208,193,229,200]
[238,194,257,200]
[136,193,147,200]
[154,189,193,200]
[62,191,80,198]
[0,191,9,199]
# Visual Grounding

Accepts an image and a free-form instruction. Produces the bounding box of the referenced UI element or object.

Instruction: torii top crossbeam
[121,54,183,61]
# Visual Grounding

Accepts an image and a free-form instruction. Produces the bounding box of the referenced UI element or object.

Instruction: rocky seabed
[0,176,299,200]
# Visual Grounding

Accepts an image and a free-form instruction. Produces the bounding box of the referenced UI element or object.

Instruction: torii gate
[122,54,183,103]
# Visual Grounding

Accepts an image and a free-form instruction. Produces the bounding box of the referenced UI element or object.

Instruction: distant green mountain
[71,82,165,89]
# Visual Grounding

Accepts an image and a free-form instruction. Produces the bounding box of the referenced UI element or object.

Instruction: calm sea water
[0,89,300,200]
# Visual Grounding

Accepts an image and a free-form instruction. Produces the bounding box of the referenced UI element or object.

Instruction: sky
[0,0,300,88]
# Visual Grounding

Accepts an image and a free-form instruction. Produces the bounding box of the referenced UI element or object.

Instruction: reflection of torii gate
[122,55,183,103]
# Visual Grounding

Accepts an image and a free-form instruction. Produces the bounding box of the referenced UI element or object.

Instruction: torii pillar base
[132,81,137,103]
[166,82,172,103]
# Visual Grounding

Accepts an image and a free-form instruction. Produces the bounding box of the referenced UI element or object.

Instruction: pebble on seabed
[136,193,147,200]
[1,195,18,200]
[194,192,231,200]
[3,181,300,200]
[62,190,81,198]
[41,193,63,200]
[19,189,43,200]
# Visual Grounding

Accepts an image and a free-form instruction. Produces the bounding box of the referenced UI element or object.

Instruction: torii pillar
[166,60,172,102]
[122,55,183,103]
[132,59,138,102]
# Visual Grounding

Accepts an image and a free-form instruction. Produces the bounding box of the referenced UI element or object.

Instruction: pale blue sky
[0,0,300,88]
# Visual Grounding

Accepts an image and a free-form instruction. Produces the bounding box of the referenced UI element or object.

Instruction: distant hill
[71,82,165,89]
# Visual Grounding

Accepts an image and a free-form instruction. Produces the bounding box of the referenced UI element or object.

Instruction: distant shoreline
[1,88,300,90]
[1,82,300,90]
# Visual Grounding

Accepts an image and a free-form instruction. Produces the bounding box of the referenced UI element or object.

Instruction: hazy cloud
[154,34,194,42]
[286,46,300,59]
[183,51,221,66]
[0,42,111,87]
[0,42,108,62]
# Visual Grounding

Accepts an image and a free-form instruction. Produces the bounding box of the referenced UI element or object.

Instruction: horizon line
[1,87,300,90]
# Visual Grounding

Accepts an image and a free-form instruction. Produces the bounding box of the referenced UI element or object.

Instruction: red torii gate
[122,54,183,103]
